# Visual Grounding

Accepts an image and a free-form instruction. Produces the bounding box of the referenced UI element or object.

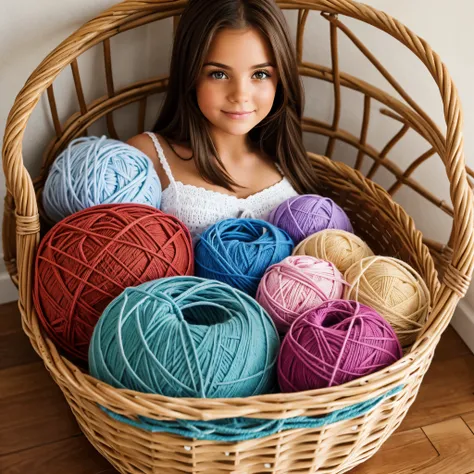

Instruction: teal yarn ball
[43,135,161,222]
[89,276,280,398]
[195,218,294,296]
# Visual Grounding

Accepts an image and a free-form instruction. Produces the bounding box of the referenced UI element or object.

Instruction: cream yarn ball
[344,256,430,347]
[293,229,374,274]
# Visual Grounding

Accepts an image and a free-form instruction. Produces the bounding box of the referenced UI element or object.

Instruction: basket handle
[294,1,474,301]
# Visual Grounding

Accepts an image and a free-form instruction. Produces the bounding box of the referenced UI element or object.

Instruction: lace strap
[275,162,284,176]
[145,132,176,185]
[144,132,180,217]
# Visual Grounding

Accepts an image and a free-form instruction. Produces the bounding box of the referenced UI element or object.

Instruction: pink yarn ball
[278,299,403,392]
[256,256,346,333]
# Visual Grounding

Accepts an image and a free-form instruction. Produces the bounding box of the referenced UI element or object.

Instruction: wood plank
[399,353,474,431]
[0,435,115,474]
[0,329,39,370]
[461,411,474,433]
[391,417,474,474]
[349,428,438,473]
[0,301,20,334]
[0,299,39,369]
[422,417,474,455]
[0,362,80,456]
[351,417,474,474]
[434,326,473,361]
[396,449,474,474]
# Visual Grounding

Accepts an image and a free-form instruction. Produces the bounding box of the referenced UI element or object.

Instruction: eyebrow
[203,61,275,69]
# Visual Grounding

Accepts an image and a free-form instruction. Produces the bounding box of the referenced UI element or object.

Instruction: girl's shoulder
[126,133,192,159]
[126,132,157,159]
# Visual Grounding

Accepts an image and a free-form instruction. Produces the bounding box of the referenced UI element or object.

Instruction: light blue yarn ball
[43,135,161,222]
[194,218,294,296]
[89,276,280,398]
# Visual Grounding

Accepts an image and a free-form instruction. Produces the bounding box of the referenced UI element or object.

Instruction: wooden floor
[1,301,474,474]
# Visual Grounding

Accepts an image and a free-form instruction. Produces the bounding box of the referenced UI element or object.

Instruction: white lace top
[145,132,299,240]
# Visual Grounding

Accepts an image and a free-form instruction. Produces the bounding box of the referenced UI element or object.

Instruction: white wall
[1,0,473,348]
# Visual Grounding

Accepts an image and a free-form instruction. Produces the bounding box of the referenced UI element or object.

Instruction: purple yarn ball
[269,195,353,244]
[277,299,402,392]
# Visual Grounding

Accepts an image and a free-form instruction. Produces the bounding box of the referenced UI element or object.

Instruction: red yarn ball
[33,203,194,362]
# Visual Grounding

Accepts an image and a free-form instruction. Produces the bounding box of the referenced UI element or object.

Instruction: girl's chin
[210,123,256,136]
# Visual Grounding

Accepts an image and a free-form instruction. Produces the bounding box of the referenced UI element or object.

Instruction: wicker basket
[2,1,474,473]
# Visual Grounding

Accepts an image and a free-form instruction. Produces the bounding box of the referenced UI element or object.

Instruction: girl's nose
[228,78,250,104]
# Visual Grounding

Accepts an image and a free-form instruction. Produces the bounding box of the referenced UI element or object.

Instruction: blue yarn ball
[194,218,294,296]
[89,276,280,398]
[43,135,161,222]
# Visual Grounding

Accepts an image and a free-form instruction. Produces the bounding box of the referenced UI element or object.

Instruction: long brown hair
[153,0,318,194]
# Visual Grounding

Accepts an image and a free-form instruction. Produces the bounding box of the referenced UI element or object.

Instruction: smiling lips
[222,110,254,119]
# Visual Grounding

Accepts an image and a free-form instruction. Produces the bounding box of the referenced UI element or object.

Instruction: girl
[127,0,318,239]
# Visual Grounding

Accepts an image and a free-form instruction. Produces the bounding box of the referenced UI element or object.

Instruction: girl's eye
[253,70,271,80]
[209,71,227,80]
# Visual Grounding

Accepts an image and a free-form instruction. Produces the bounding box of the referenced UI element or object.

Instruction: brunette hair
[153,0,318,194]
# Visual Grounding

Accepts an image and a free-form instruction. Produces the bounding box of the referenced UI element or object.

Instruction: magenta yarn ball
[256,256,345,334]
[269,195,353,244]
[278,299,403,392]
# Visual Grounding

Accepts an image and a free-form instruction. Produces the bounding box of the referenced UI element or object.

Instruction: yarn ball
[195,218,294,296]
[43,135,162,222]
[256,255,346,333]
[278,299,403,392]
[269,195,353,244]
[33,203,194,362]
[293,229,374,274]
[344,256,430,347]
[89,276,280,398]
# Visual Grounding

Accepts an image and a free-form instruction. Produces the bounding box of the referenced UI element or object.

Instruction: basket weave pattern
[2,1,474,473]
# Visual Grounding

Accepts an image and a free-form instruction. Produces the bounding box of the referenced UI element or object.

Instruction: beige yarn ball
[293,229,374,274]
[344,256,430,347]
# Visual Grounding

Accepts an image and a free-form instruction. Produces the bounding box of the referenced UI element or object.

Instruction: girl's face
[196,27,279,138]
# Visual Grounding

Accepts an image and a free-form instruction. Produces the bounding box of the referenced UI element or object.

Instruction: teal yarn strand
[103,386,403,441]
[89,276,280,398]
[195,218,294,296]
[43,135,161,222]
